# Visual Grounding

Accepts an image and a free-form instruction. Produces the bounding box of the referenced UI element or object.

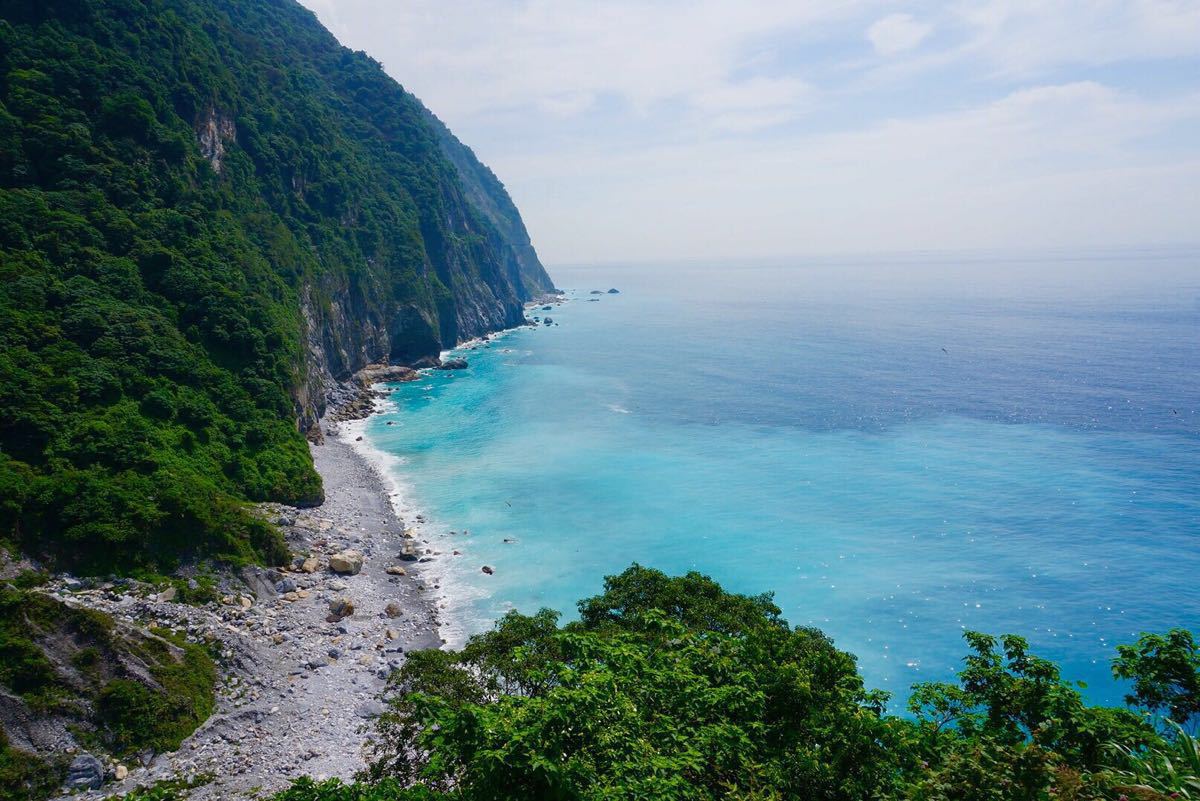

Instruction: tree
[367,566,903,800]
[1113,629,1200,730]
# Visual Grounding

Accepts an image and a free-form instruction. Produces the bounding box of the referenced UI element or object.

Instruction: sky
[300,1,1200,265]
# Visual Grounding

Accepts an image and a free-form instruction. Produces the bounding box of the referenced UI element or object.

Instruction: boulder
[329,550,363,575]
[543,317,553,325]
[397,544,419,562]
[384,601,403,618]
[352,364,419,386]
[156,586,177,603]
[607,288,620,294]
[66,754,103,790]
[274,578,297,594]
[356,700,386,719]
[385,565,407,576]
[300,556,320,574]
[328,596,355,621]
[114,764,128,781]
[437,358,469,370]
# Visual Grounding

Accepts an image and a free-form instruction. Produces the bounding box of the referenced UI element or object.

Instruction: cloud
[299,0,1200,263]
[301,0,864,125]
[867,13,932,55]
[951,0,1200,75]
[493,82,1200,260]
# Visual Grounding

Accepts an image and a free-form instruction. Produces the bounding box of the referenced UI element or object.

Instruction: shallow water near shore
[365,249,1200,709]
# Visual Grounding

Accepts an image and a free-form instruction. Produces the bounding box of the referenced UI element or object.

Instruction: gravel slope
[57,425,443,800]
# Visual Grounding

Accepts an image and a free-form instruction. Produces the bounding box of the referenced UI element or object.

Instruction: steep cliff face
[179,0,556,425]
[0,0,552,571]
[419,105,557,302]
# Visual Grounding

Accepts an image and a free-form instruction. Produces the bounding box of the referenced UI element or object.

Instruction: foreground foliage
[274,566,1198,801]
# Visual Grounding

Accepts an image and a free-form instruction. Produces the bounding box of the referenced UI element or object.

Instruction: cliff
[0,0,553,571]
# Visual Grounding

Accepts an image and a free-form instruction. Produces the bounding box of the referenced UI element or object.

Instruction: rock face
[66,753,104,790]
[329,550,364,575]
[417,104,556,303]
[182,2,558,435]
[352,364,420,387]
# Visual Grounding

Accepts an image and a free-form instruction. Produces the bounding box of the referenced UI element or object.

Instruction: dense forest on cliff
[0,0,552,574]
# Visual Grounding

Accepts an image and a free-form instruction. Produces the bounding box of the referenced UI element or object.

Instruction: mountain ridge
[0,0,554,572]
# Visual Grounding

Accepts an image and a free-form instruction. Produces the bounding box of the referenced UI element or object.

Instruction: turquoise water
[362,252,1200,708]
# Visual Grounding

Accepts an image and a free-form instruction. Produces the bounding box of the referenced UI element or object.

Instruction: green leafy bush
[265,566,1195,801]
[0,730,62,801]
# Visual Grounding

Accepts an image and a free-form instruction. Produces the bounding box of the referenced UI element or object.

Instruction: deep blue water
[361,250,1200,709]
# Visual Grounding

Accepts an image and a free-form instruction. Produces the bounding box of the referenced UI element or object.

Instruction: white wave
[342,407,491,650]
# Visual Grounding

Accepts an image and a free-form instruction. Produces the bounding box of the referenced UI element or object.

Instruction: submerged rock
[607,288,620,294]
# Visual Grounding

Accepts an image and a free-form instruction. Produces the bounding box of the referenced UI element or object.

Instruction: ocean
[356,249,1200,709]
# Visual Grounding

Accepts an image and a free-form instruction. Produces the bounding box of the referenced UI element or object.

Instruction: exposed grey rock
[66,753,104,790]
[356,700,386,719]
[437,358,469,370]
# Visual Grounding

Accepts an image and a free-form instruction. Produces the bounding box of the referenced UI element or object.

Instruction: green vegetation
[0,585,215,797]
[96,631,216,756]
[1114,629,1200,728]
[0,730,62,801]
[270,566,1197,801]
[0,0,548,575]
[98,773,214,801]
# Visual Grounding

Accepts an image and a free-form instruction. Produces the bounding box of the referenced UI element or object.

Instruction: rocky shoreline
[45,420,444,800]
[33,301,574,800]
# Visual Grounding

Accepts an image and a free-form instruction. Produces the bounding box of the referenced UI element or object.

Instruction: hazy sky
[300,1,1200,264]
